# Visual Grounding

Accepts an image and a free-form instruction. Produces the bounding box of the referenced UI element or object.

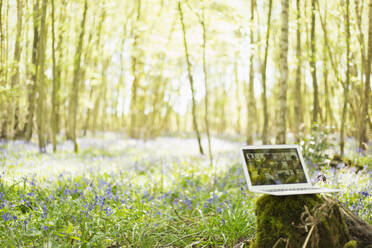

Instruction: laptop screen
[243,148,307,186]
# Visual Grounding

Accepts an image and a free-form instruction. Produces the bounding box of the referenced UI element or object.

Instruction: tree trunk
[25,0,40,141]
[322,5,335,129]
[36,0,48,153]
[251,194,372,248]
[294,0,303,142]
[54,0,66,135]
[0,0,3,139]
[359,0,372,152]
[129,0,142,139]
[340,0,351,157]
[275,0,289,144]
[51,0,58,152]
[261,0,273,144]
[8,0,22,139]
[310,0,320,124]
[92,59,109,136]
[178,1,204,155]
[201,7,213,166]
[246,0,256,145]
[67,0,88,153]
[0,0,9,140]
[235,56,241,134]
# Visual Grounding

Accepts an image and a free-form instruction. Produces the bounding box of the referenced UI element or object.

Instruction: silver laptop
[240,145,340,196]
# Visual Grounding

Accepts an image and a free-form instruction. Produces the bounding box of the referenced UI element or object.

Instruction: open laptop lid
[241,145,312,191]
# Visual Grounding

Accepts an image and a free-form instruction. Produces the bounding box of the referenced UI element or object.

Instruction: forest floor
[0,133,371,247]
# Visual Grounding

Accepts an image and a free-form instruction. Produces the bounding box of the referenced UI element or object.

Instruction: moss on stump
[251,194,351,248]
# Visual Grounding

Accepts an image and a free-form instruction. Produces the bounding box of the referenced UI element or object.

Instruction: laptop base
[252,187,341,196]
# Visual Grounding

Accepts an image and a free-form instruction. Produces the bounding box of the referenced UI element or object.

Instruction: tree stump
[250,194,372,248]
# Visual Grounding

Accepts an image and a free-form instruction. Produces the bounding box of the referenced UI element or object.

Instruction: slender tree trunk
[129,0,142,138]
[8,0,22,139]
[51,0,58,152]
[92,59,109,136]
[54,0,66,135]
[25,0,40,141]
[322,5,335,128]
[83,86,94,136]
[178,1,204,155]
[340,0,351,157]
[36,0,48,153]
[219,88,227,133]
[276,0,289,144]
[68,0,88,153]
[310,0,320,124]
[235,57,241,134]
[294,0,303,141]
[0,0,5,140]
[201,7,213,166]
[359,0,372,151]
[247,0,256,145]
[261,0,273,144]
[0,0,10,140]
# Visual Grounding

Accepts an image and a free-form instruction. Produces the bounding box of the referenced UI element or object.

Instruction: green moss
[251,194,350,248]
[343,240,357,248]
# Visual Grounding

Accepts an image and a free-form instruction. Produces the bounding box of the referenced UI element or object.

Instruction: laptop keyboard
[267,187,320,192]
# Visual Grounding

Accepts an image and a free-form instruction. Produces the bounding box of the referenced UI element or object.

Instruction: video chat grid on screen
[243,148,307,185]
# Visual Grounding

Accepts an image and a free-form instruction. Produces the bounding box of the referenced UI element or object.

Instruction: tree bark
[178,1,204,155]
[294,0,303,142]
[92,59,109,135]
[340,0,351,157]
[24,0,39,141]
[25,0,40,141]
[261,0,273,144]
[36,0,48,153]
[67,0,88,153]
[8,0,23,139]
[275,0,289,144]
[252,194,372,248]
[129,0,142,138]
[51,0,58,152]
[246,0,256,145]
[310,0,320,124]
[322,4,335,129]
[359,0,372,152]
[235,56,241,134]
[201,7,213,166]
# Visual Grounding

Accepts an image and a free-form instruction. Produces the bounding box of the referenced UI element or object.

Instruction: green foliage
[300,124,332,167]
[343,240,357,248]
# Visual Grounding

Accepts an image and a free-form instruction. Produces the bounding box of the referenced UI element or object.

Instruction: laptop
[240,145,340,196]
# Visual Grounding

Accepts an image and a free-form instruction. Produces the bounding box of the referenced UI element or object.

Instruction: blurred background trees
[0,0,370,155]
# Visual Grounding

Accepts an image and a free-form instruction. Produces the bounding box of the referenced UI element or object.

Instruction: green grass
[0,135,370,247]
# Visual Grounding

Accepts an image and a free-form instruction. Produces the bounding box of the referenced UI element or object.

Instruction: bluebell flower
[2,213,10,221]
[63,187,71,196]
[104,206,113,216]
[360,191,370,197]
[184,197,192,209]
[41,205,48,219]
[221,217,225,225]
